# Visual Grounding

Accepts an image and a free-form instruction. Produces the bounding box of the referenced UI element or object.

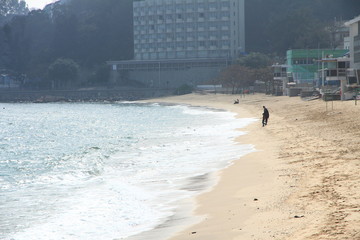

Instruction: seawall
[0,88,173,102]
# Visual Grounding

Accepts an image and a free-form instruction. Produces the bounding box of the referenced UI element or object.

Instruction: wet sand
[136,93,360,240]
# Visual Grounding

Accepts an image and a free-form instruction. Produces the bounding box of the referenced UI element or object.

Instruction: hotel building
[133,0,245,60]
[108,0,246,88]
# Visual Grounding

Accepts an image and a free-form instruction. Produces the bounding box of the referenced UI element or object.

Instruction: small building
[316,57,360,100]
[286,49,348,88]
[271,64,288,96]
[107,58,229,89]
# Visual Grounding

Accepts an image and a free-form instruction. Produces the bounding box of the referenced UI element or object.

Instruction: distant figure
[234,99,239,104]
[262,106,269,127]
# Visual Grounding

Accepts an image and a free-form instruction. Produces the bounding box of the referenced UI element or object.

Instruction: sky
[25,0,58,10]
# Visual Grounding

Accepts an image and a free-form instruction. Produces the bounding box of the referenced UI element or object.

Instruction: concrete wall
[0,88,172,102]
[121,66,223,88]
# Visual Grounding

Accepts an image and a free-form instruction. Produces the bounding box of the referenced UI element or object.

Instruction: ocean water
[0,102,256,240]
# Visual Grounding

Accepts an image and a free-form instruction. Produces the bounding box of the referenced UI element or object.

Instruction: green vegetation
[245,0,360,53]
[0,0,133,89]
[218,53,273,94]
[0,0,359,90]
[48,58,79,89]
[0,0,28,26]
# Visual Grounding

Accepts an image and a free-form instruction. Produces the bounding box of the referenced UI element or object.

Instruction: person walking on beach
[262,106,269,127]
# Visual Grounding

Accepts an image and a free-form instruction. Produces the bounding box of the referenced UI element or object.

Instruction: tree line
[245,0,360,54]
[0,0,359,90]
[0,0,133,89]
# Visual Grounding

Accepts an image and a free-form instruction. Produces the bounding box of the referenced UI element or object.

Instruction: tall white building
[345,15,360,70]
[133,0,245,60]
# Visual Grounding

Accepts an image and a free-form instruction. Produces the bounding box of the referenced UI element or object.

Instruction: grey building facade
[133,0,245,60]
[108,0,246,89]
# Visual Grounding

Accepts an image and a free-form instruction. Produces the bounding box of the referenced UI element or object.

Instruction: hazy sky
[25,0,58,10]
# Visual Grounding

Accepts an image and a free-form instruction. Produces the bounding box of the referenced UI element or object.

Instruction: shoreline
[124,99,257,240]
[146,93,289,240]
[136,93,360,240]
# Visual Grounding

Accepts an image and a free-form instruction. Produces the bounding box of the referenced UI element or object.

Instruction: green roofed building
[286,49,348,86]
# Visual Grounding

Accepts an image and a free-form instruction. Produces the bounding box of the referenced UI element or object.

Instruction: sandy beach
[143,93,360,240]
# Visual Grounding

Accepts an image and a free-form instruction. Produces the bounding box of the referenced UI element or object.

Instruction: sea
[0,102,256,240]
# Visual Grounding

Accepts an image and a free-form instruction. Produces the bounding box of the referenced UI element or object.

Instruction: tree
[237,52,272,69]
[0,0,28,26]
[219,65,254,94]
[48,58,79,89]
[253,67,273,94]
[266,8,331,54]
[88,64,110,85]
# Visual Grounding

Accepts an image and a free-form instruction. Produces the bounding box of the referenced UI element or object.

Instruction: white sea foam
[0,102,256,240]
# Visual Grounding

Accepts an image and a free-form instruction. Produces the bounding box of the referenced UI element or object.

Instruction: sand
[144,93,360,240]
